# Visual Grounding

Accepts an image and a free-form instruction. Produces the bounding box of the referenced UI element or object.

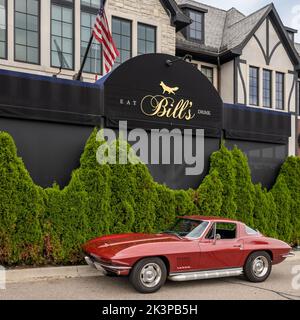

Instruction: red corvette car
[82,216,294,293]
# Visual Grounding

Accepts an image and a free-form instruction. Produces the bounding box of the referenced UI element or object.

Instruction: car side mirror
[213,233,221,245]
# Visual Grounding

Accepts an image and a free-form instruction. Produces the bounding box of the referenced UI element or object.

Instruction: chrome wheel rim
[140,263,162,288]
[252,256,269,277]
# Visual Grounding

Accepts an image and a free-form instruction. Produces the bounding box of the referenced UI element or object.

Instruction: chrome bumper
[282,252,295,258]
[84,256,131,274]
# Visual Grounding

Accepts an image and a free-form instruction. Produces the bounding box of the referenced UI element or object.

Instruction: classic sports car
[82,216,294,293]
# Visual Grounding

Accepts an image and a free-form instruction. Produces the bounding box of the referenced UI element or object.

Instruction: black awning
[97,53,223,138]
[0,69,102,125]
[224,104,291,145]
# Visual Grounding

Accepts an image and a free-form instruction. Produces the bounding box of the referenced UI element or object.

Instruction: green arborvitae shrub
[231,146,255,226]
[196,170,223,216]
[42,129,112,264]
[77,129,112,237]
[1,129,300,266]
[154,184,176,232]
[209,144,237,219]
[174,189,199,216]
[275,157,300,244]
[43,172,91,264]
[271,174,293,243]
[0,132,43,265]
[252,184,277,237]
[130,163,157,233]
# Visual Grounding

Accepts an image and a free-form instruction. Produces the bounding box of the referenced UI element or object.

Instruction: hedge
[0,129,300,266]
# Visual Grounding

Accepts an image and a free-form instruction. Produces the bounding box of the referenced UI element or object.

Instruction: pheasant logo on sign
[140,82,195,121]
[160,81,179,95]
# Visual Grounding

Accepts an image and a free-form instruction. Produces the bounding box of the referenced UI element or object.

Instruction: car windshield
[163,218,209,238]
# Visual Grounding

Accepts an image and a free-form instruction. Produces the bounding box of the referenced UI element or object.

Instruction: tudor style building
[175,0,300,158]
[0,0,300,158]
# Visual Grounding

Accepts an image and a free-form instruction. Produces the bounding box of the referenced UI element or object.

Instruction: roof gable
[176,1,300,67]
[221,5,270,51]
[231,4,300,66]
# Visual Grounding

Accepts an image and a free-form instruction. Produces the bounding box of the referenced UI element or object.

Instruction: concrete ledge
[6,266,103,284]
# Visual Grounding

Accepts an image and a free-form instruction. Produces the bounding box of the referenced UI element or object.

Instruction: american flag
[93,2,120,73]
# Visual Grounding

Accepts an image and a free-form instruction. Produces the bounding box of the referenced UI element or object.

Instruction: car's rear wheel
[129,257,167,293]
[244,251,272,282]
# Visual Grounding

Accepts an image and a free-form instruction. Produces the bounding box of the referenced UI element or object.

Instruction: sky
[194,0,300,42]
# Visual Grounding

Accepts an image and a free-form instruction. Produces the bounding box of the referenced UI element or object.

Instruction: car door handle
[233,244,242,248]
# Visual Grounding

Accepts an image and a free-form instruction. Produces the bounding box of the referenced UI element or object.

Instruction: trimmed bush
[252,184,277,237]
[231,146,255,226]
[0,130,300,266]
[0,132,43,265]
[271,175,292,242]
[196,170,223,216]
[271,156,300,243]
[209,144,237,219]
[154,184,176,232]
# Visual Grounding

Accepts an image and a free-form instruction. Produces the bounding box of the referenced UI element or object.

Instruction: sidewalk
[6,265,103,284]
[4,250,300,284]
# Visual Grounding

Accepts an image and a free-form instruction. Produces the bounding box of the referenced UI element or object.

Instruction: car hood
[83,233,182,258]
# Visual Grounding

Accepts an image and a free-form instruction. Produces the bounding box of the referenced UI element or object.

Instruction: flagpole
[76,0,107,81]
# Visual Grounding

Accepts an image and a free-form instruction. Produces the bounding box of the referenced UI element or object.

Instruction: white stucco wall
[239,17,297,156]
[240,18,295,112]
[220,60,234,104]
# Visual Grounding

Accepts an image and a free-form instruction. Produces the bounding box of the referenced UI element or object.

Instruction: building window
[201,66,213,84]
[263,69,272,108]
[188,10,204,42]
[81,0,102,75]
[14,0,40,64]
[138,23,156,55]
[112,17,131,68]
[51,0,74,70]
[249,66,259,106]
[0,0,7,59]
[276,72,284,110]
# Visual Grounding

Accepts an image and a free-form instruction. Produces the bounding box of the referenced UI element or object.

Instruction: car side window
[205,222,237,240]
[216,223,236,239]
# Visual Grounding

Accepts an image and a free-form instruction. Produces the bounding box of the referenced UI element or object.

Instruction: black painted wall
[0,118,94,188]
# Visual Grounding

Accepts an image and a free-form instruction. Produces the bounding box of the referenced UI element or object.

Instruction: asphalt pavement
[1,258,300,300]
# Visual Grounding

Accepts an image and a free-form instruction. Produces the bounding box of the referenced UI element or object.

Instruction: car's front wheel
[129,257,167,293]
[244,251,272,282]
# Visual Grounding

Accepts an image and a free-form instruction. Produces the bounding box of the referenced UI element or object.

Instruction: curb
[4,251,300,284]
[6,265,103,284]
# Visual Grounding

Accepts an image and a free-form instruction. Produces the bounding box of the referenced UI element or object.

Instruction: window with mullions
[138,23,156,55]
[14,0,40,64]
[188,10,204,42]
[201,66,213,84]
[112,17,131,68]
[263,69,272,108]
[0,0,7,59]
[51,0,74,70]
[81,0,102,75]
[276,72,284,110]
[249,67,259,106]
